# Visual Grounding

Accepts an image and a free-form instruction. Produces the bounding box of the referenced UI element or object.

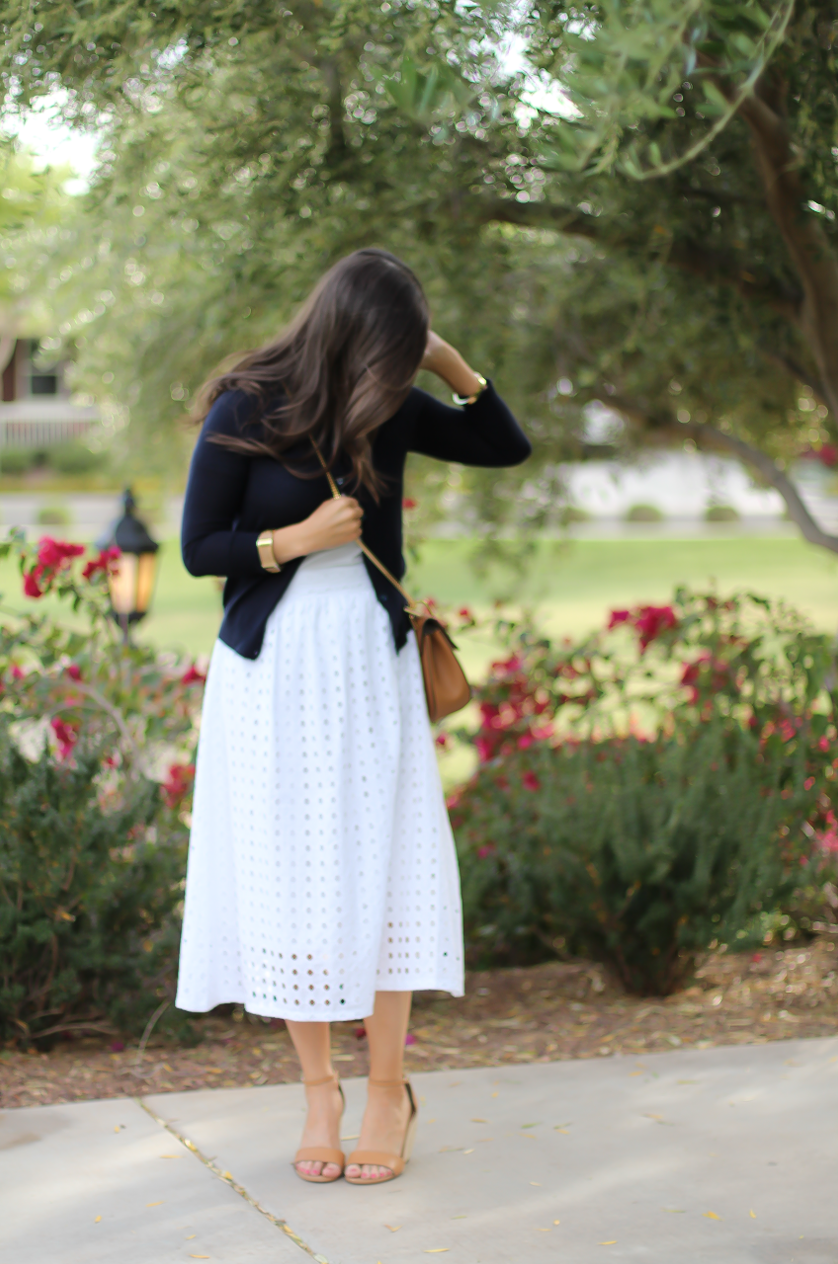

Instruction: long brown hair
[194,248,429,495]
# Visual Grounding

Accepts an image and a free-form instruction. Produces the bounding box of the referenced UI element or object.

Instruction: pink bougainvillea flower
[10,664,25,680]
[634,604,677,651]
[402,497,418,509]
[607,609,632,629]
[404,1032,417,1046]
[181,663,208,686]
[37,537,85,569]
[434,732,450,749]
[65,663,83,682]
[522,770,541,791]
[818,736,831,752]
[457,606,473,620]
[477,843,496,859]
[161,761,196,808]
[23,567,44,598]
[82,545,121,581]
[354,1026,367,1040]
[50,716,79,761]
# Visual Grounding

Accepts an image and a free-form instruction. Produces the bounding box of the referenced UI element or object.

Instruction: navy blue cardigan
[181,382,531,659]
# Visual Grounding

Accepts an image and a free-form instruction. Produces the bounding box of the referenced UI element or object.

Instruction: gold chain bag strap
[311,443,471,723]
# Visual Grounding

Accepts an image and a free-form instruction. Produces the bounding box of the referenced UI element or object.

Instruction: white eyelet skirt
[175,542,464,1021]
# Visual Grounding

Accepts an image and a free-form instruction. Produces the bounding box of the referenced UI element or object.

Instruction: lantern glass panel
[108,552,138,616]
[135,551,157,615]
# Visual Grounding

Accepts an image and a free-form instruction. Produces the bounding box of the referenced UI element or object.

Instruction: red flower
[402,497,418,509]
[634,605,677,651]
[458,606,473,620]
[522,770,541,791]
[181,663,207,686]
[819,737,830,753]
[23,567,44,598]
[50,716,79,761]
[37,537,85,569]
[162,762,195,808]
[65,663,82,682]
[82,545,121,581]
[434,732,450,749]
[609,603,678,651]
[10,664,25,680]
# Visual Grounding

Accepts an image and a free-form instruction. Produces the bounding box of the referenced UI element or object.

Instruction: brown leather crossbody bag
[312,443,471,723]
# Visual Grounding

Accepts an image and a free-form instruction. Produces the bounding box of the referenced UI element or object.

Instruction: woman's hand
[421,330,485,399]
[269,496,363,565]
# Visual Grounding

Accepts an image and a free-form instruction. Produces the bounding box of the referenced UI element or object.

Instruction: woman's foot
[345,1081,412,1181]
[295,1077,344,1180]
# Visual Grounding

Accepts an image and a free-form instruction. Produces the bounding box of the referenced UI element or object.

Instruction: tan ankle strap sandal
[345,1078,418,1185]
[294,1073,346,1184]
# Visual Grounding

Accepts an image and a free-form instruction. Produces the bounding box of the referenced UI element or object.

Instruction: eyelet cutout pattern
[175,543,464,1021]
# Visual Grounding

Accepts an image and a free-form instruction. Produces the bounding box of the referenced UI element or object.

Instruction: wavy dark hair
[193,248,429,496]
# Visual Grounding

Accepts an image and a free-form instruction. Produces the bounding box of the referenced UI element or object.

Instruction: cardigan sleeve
[407,381,531,467]
[181,390,265,579]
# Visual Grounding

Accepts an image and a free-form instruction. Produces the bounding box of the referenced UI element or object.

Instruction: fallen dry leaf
[94,1215,101,1223]
[749,1210,756,1219]
[599,1241,617,1246]
[554,1219,561,1225]
[471,1117,487,1123]
[663,1208,685,1214]
[222,1170,232,1180]
[146,1201,164,1207]
[530,1181,541,1186]
[424,1251,449,1255]
[535,1227,551,1232]
[463,1148,475,1154]
[704,1212,721,1220]
[190,1256,210,1259]
[385,1225,401,1232]
[185,1235,196,1240]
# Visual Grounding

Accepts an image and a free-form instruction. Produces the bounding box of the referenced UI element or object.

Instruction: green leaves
[529,0,797,180]
[378,54,474,122]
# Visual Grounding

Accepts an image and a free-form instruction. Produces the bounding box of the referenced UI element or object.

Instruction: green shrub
[704,504,740,522]
[36,504,72,526]
[0,723,189,1043]
[453,722,805,994]
[0,530,204,1045]
[0,448,36,476]
[47,442,108,476]
[443,588,837,991]
[625,503,664,522]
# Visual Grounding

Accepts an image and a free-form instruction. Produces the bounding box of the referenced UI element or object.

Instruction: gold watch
[256,530,282,573]
[452,374,488,406]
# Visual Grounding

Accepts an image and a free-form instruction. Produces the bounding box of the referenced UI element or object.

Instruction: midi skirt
[175,542,465,1021]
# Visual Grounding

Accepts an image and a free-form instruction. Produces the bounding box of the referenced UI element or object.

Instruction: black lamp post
[99,488,160,642]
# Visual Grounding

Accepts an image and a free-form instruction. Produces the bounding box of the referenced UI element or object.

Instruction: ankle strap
[368,1077,407,1088]
[303,1073,339,1087]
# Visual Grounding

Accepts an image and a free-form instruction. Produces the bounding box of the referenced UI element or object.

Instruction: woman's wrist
[270,522,311,565]
[423,336,485,398]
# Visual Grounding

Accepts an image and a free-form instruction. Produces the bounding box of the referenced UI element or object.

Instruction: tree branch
[698,57,838,417]
[602,385,838,555]
[474,196,802,321]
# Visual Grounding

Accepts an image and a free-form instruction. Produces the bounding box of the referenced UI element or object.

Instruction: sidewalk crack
[136,1097,330,1264]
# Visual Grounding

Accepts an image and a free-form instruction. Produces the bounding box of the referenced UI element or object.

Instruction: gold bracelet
[256,530,282,573]
[452,374,488,407]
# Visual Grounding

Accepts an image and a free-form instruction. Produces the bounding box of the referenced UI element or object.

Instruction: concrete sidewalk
[3,1036,837,1263]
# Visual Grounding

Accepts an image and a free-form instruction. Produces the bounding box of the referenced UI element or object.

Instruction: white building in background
[0,337,100,450]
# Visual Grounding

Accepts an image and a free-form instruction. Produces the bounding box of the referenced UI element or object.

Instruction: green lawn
[2,535,836,672]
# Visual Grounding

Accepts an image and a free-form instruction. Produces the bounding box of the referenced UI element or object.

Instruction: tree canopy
[2,1,836,548]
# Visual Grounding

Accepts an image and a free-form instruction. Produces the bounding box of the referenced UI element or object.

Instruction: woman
[175,248,530,1185]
